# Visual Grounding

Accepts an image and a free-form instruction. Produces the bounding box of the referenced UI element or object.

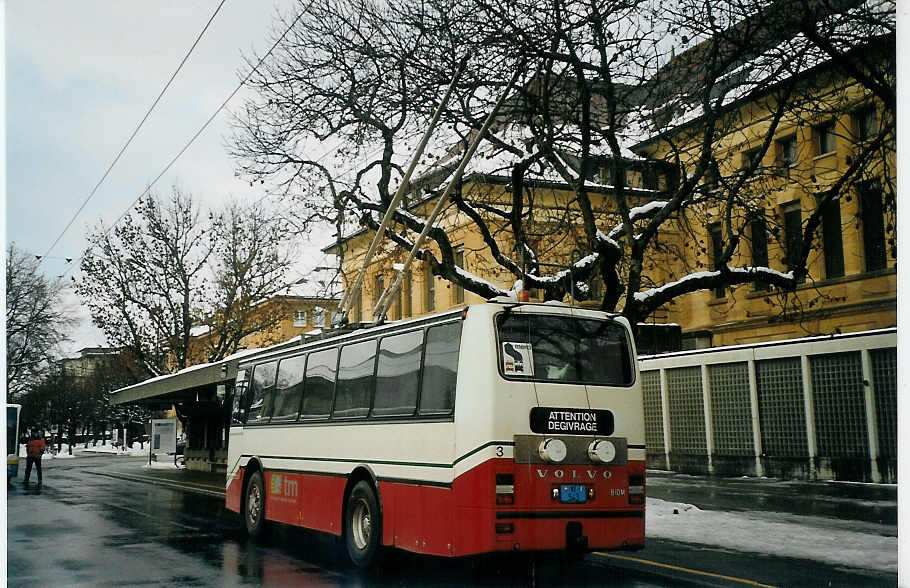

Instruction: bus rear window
[496,314,633,386]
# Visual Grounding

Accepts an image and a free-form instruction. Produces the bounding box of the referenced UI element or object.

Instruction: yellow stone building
[187,295,340,366]
[326,40,894,349]
[326,172,674,323]
[632,53,895,347]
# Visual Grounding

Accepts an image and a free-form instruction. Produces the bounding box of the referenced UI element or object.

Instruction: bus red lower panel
[232,457,645,558]
[379,481,455,556]
[451,458,645,557]
[491,515,645,553]
[226,468,245,513]
[262,470,346,535]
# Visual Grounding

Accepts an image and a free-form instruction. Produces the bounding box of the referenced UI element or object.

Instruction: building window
[751,217,769,291]
[856,107,877,142]
[642,168,660,191]
[681,331,713,351]
[401,272,412,318]
[859,185,887,272]
[816,121,837,155]
[589,273,603,300]
[742,147,762,170]
[375,274,385,313]
[782,202,804,283]
[293,310,307,327]
[312,306,326,327]
[820,198,844,279]
[709,223,725,298]
[777,135,797,168]
[353,290,362,323]
[702,163,718,191]
[389,278,401,321]
[454,247,465,305]
[425,264,435,312]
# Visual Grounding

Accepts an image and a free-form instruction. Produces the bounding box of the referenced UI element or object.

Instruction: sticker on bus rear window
[502,342,534,376]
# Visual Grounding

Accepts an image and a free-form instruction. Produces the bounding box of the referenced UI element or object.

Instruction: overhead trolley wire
[39,0,229,268]
[62,6,307,279]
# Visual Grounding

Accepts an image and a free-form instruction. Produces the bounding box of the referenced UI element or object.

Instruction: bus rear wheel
[244,470,269,540]
[344,481,381,569]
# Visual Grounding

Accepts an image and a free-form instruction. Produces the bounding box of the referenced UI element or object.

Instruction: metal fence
[639,329,897,483]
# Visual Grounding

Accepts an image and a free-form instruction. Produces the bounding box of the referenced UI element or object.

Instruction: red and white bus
[225,300,645,567]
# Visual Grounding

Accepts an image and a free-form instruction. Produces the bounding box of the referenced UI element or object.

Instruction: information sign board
[151,419,177,454]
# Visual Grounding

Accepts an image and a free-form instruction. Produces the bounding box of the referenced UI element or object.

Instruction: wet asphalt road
[6,455,898,587]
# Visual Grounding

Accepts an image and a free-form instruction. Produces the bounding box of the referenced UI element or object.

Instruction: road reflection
[152,485,662,586]
[215,524,659,587]
[36,460,663,587]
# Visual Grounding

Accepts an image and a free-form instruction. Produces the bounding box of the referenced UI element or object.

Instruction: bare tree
[6,243,75,401]
[77,188,210,376]
[77,188,299,374]
[196,200,298,363]
[233,0,894,328]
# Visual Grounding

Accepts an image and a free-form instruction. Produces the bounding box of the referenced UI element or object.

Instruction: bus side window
[272,354,306,423]
[334,340,377,419]
[374,330,423,417]
[246,361,278,424]
[301,348,337,419]
[419,322,462,414]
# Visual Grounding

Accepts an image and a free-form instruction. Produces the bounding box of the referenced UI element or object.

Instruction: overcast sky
[6,1,324,354]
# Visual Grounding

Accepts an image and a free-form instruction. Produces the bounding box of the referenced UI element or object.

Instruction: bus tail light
[538,438,567,463]
[495,473,514,505]
[629,474,645,505]
[495,522,514,534]
[587,440,617,464]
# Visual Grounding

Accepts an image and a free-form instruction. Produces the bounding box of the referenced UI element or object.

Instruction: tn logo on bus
[270,474,299,498]
[536,468,612,480]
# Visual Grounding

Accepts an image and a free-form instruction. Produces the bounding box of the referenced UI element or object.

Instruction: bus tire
[244,470,269,540]
[344,480,381,569]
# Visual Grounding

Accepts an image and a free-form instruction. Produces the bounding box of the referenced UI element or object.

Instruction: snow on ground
[81,441,147,456]
[19,441,149,459]
[646,497,897,573]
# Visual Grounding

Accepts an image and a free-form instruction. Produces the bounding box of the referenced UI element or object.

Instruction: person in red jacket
[24,430,46,485]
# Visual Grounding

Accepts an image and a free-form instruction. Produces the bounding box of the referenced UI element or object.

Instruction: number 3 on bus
[225,300,645,568]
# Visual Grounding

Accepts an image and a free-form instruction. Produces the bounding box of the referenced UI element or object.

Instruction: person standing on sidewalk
[24,430,46,486]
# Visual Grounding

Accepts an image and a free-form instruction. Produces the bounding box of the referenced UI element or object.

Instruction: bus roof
[236,300,625,369]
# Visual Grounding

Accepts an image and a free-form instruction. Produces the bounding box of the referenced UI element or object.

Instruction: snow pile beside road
[81,442,147,456]
[646,497,897,572]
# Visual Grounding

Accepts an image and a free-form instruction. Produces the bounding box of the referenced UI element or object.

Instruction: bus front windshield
[497,313,634,386]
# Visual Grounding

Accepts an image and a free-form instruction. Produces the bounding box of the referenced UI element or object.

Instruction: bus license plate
[560,484,587,504]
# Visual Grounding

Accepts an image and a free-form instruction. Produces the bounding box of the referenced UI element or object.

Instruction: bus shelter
[111,343,297,472]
